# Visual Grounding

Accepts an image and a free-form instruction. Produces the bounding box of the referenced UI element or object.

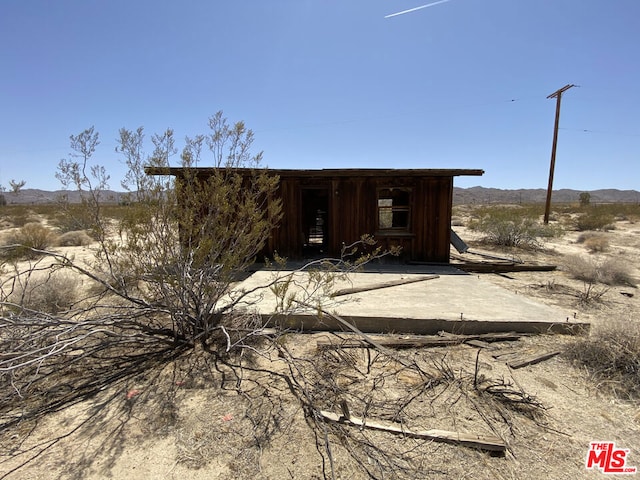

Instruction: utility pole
[543,84,575,224]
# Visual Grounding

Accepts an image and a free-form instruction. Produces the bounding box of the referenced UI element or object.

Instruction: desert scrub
[573,206,615,231]
[564,254,635,287]
[565,319,640,399]
[57,230,94,247]
[52,203,99,236]
[468,206,562,248]
[1,222,56,259]
[9,273,80,314]
[576,232,609,253]
[0,207,40,228]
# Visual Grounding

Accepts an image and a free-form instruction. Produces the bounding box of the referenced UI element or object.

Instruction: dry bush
[270,319,548,479]
[564,254,634,287]
[9,273,80,314]
[1,222,56,259]
[565,319,640,400]
[56,229,94,246]
[575,232,596,244]
[579,234,609,253]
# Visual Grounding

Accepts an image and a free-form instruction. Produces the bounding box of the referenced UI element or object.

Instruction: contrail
[385,0,452,18]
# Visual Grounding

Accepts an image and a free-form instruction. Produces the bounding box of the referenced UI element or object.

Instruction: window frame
[377,187,412,232]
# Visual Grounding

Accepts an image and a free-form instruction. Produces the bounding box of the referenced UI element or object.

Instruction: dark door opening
[301,188,329,257]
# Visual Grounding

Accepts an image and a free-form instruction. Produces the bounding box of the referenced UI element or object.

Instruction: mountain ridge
[1,187,639,206]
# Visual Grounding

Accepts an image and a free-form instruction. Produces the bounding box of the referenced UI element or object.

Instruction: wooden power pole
[544,84,575,224]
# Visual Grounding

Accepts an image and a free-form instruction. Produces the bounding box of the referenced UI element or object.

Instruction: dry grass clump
[576,233,609,253]
[564,254,635,287]
[9,273,80,314]
[565,320,640,400]
[1,222,56,259]
[56,230,94,247]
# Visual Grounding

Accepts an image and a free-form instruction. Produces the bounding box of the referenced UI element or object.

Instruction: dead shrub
[575,232,596,244]
[56,230,94,247]
[10,273,80,314]
[565,320,640,400]
[564,254,634,287]
[582,235,609,253]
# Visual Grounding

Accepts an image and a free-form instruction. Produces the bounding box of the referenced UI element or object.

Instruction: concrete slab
[234,268,589,335]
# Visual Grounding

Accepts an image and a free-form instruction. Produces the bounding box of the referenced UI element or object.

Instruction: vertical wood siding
[268,174,454,263]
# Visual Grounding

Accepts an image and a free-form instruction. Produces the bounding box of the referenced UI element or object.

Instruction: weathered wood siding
[268,175,454,263]
[146,167,482,265]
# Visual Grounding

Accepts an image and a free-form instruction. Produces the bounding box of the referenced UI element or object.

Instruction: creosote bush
[468,206,562,248]
[0,112,405,479]
[573,208,615,232]
[53,202,101,237]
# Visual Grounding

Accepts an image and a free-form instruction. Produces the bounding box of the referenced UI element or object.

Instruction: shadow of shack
[145,168,483,263]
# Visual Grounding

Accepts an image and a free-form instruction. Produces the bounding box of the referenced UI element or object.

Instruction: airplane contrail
[385,0,453,18]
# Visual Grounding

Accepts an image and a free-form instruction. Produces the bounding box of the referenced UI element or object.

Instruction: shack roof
[145,167,484,178]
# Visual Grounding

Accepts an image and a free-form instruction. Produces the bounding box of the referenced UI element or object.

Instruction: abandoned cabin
[147,168,484,264]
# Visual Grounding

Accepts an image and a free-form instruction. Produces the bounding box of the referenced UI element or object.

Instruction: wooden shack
[147,167,483,264]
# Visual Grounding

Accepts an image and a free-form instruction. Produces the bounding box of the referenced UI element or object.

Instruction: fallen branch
[319,410,506,454]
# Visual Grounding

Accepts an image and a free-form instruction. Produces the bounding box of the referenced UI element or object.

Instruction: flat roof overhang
[145,167,484,178]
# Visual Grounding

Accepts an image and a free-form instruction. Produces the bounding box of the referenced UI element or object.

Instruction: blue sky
[1,0,638,191]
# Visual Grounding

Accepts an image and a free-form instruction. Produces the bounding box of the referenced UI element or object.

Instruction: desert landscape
[1,197,639,480]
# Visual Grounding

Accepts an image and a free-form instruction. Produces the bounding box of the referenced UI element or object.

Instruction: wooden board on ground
[452,263,557,273]
[316,332,521,350]
[507,350,562,369]
[466,339,493,349]
[331,274,439,297]
[319,410,506,453]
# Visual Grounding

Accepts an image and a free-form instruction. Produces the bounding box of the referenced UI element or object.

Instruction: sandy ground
[1,209,640,479]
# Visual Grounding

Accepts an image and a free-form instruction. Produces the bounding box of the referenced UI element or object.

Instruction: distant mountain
[453,187,640,205]
[2,187,638,206]
[1,189,127,205]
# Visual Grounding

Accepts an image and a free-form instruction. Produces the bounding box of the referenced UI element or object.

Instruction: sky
[0,0,638,191]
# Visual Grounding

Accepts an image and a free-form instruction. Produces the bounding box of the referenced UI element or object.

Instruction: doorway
[301,188,329,256]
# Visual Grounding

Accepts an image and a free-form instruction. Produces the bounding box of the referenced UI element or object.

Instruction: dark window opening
[302,188,329,255]
[378,188,410,230]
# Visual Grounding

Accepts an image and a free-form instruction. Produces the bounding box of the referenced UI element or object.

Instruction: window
[378,188,410,230]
